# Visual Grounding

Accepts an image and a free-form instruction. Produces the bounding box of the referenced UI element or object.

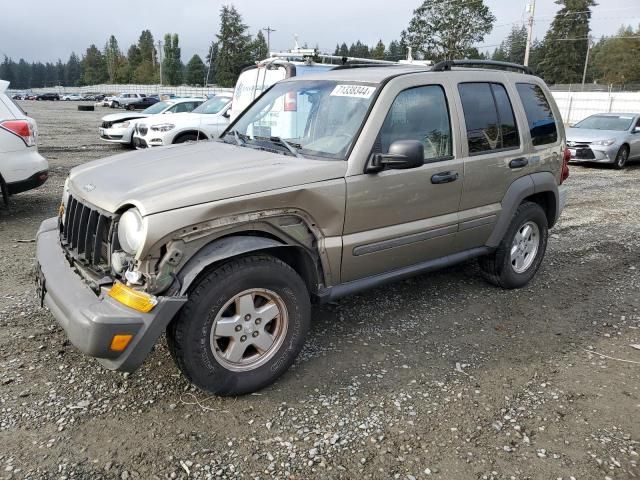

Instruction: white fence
[551,91,640,124]
[9,84,234,98]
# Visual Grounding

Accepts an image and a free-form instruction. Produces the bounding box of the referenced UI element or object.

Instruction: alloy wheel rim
[510,221,540,274]
[617,149,628,167]
[210,288,288,372]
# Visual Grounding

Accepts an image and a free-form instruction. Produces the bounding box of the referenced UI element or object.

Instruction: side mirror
[222,110,231,119]
[634,126,640,133]
[366,140,424,173]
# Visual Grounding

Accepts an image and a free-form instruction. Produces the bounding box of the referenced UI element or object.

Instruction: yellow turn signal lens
[110,334,134,352]
[107,282,157,313]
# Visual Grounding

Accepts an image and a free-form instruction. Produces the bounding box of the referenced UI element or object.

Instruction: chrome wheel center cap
[244,325,255,335]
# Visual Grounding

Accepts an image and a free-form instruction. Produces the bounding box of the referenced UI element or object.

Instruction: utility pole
[157,40,163,85]
[263,26,276,52]
[524,0,536,67]
[581,35,594,91]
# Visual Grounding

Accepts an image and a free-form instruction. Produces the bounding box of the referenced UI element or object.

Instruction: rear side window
[458,83,520,154]
[377,85,452,161]
[516,83,558,146]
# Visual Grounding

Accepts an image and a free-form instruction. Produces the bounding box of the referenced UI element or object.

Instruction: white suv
[133,94,232,148]
[0,80,48,203]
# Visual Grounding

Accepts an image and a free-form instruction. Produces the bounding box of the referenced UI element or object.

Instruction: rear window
[516,83,558,146]
[458,82,520,154]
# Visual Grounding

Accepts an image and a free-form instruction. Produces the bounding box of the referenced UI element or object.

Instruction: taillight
[0,120,36,147]
[561,147,570,184]
[284,92,297,112]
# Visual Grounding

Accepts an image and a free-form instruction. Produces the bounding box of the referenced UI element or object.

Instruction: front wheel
[127,104,135,111]
[613,145,629,170]
[167,255,311,396]
[479,202,548,289]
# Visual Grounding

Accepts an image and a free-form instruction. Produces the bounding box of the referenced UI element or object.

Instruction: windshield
[193,96,230,114]
[227,80,378,160]
[575,115,634,131]
[142,101,172,114]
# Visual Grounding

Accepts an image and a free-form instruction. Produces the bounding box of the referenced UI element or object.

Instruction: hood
[68,141,347,216]
[566,128,627,143]
[140,112,205,126]
[102,112,149,123]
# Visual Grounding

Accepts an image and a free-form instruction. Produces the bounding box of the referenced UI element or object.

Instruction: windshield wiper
[255,136,302,158]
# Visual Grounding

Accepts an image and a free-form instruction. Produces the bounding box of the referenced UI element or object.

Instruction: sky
[1,0,639,63]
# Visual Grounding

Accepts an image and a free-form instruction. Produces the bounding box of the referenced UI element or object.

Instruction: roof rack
[432,60,535,75]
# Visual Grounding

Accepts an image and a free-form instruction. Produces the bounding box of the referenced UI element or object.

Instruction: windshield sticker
[330,85,376,99]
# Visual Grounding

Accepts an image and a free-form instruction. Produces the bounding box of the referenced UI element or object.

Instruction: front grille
[137,125,148,136]
[59,195,114,271]
[102,121,113,129]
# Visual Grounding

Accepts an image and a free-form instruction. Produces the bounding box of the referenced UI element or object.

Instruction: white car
[99,98,204,147]
[0,80,48,203]
[133,94,232,148]
[62,93,83,101]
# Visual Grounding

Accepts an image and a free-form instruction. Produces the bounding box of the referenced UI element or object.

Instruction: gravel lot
[1,101,639,480]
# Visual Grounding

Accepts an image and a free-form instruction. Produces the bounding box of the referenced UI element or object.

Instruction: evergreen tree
[214,5,252,87]
[185,54,206,85]
[386,40,403,61]
[204,42,219,86]
[55,59,65,85]
[537,0,597,84]
[133,30,157,84]
[81,45,107,85]
[104,35,124,83]
[252,31,269,61]
[338,42,349,57]
[348,41,370,58]
[333,44,341,55]
[162,33,183,85]
[0,57,16,87]
[405,0,495,61]
[372,40,386,60]
[493,25,528,64]
[64,53,82,86]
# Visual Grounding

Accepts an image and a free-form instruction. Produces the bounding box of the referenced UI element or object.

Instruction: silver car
[566,113,640,169]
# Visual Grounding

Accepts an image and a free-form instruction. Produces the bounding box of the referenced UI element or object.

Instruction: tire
[479,201,548,289]
[613,145,629,170]
[77,105,95,111]
[0,174,8,206]
[111,101,119,108]
[127,104,135,111]
[174,133,200,144]
[167,254,311,396]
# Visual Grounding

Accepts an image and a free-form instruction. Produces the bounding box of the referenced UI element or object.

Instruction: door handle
[431,171,459,184]
[509,157,529,169]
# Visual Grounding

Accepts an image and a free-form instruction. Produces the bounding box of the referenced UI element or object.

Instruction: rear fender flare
[486,172,558,247]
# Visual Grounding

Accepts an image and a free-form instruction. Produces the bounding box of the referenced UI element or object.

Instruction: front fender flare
[177,235,285,295]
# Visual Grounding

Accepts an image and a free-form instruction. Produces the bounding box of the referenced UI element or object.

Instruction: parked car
[132,94,232,148]
[12,93,27,100]
[35,61,569,396]
[97,95,117,107]
[111,93,147,109]
[36,93,60,101]
[0,80,48,203]
[61,93,83,101]
[100,98,205,147]
[566,113,640,169]
[25,94,38,100]
[124,96,160,111]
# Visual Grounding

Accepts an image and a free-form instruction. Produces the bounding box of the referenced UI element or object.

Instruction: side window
[458,82,520,154]
[174,103,190,113]
[377,85,452,161]
[516,83,558,146]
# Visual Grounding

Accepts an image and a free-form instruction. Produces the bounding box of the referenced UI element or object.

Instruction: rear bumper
[35,218,186,372]
[7,170,48,194]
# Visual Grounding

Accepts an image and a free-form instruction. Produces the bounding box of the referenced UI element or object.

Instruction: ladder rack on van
[432,60,535,75]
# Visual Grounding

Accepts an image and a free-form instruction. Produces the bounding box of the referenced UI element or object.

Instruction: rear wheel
[613,145,629,170]
[479,202,548,289]
[127,104,135,111]
[167,255,311,396]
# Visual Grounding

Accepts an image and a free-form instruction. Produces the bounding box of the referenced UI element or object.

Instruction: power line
[262,26,276,52]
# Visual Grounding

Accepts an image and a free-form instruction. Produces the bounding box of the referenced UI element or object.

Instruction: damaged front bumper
[35,217,186,372]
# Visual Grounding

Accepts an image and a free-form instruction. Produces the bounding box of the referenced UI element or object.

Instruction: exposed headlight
[591,139,616,146]
[118,208,146,255]
[117,121,130,128]
[150,123,175,132]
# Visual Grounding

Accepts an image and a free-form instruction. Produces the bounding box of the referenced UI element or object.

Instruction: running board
[318,247,492,303]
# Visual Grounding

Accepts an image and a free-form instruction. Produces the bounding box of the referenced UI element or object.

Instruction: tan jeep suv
[36,60,569,395]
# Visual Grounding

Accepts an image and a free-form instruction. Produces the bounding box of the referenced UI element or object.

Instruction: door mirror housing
[633,126,640,133]
[366,140,424,173]
[222,110,231,119]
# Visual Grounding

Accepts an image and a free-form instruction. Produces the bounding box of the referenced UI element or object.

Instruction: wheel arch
[175,233,324,299]
[173,130,209,143]
[487,172,559,247]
